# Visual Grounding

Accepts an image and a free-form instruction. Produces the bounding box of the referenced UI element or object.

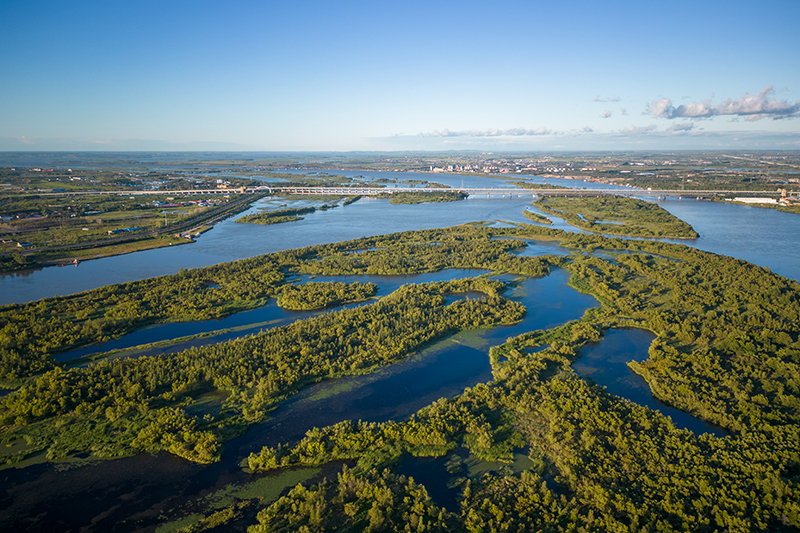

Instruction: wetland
[1,156,799,532]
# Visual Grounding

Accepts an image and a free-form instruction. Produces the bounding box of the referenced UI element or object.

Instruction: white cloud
[615,125,658,135]
[644,97,675,119]
[666,122,695,133]
[620,108,628,116]
[417,127,554,137]
[593,95,621,102]
[645,86,800,121]
[601,110,612,119]
[371,129,800,151]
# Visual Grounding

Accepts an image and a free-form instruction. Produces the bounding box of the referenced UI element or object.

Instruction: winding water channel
[1,165,798,531]
[2,269,597,531]
[573,328,727,437]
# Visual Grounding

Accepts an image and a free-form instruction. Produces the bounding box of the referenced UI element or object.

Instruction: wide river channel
[1,170,798,304]
[1,168,798,531]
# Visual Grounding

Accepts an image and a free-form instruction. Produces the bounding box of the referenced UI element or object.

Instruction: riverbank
[0,193,265,274]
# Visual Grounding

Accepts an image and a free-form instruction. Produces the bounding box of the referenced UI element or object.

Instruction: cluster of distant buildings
[428,163,560,174]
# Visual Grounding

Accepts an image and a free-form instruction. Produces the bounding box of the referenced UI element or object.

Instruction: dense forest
[245,229,800,532]
[2,223,800,531]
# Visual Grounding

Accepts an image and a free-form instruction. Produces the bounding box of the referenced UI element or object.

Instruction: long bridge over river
[33,186,786,199]
[246,186,784,199]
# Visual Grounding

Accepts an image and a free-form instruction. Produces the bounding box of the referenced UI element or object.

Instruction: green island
[235,197,363,225]
[2,222,800,531]
[379,191,468,204]
[507,180,568,190]
[522,209,553,225]
[534,195,699,238]
[400,179,451,188]
[236,206,318,225]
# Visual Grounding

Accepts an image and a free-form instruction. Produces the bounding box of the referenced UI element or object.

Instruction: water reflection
[573,329,727,437]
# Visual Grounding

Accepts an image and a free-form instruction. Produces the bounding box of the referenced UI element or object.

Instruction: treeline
[0,257,286,380]
[295,229,559,277]
[558,235,800,431]
[247,383,525,474]
[535,195,699,239]
[400,179,450,188]
[506,181,568,190]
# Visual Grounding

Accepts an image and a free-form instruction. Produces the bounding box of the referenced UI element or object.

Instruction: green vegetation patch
[379,191,468,204]
[249,467,457,532]
[236,207,316,225]
[507,180,568,190]
[5,220,800,531]
[1,276,527,463]
[276,281,377,310]
[522,209,553,224]
[535,195,699,238]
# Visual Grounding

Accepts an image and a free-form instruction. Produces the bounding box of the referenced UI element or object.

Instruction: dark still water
[573,328,727,437]
[0,271,597,532]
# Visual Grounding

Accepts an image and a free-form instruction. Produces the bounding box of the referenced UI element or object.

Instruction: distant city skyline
[1,0,799,151]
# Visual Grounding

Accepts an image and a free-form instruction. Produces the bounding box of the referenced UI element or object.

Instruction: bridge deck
[32,186,783,198]
[249,186,782,197]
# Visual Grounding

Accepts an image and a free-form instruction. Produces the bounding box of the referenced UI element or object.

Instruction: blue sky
[1,0,799,151]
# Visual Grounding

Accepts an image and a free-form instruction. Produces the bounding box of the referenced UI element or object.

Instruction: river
[2,171,798,306]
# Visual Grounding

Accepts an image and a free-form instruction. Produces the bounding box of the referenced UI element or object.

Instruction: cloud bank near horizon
[645,86,800,121]
[417,128,554,137]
